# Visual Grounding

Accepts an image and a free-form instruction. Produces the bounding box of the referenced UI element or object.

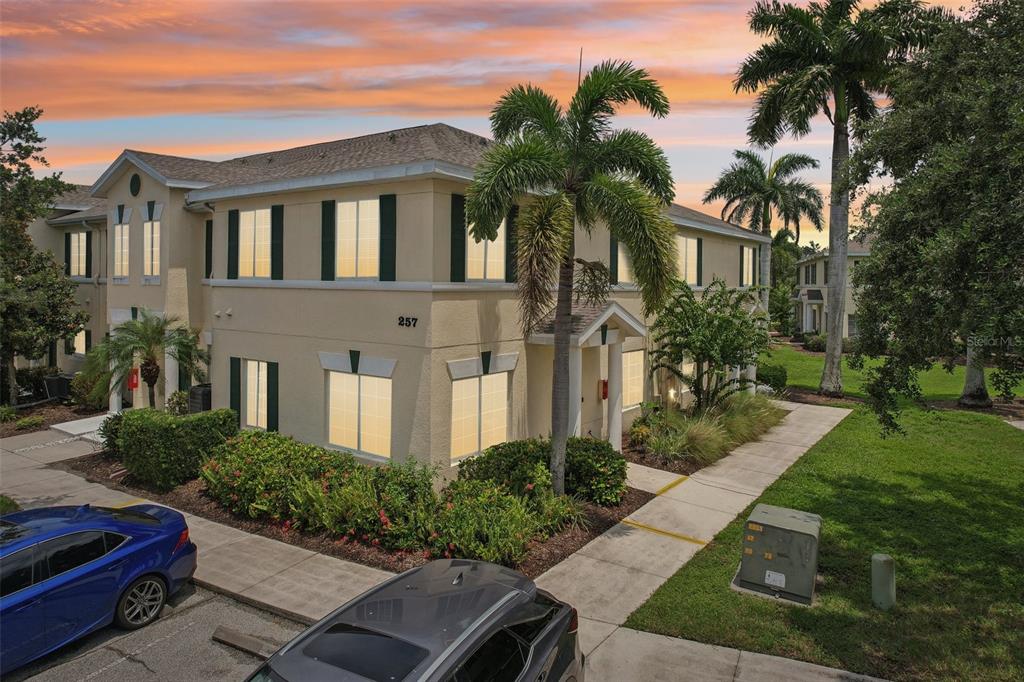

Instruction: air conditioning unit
[736,504,821,605]
[188,383,212,414]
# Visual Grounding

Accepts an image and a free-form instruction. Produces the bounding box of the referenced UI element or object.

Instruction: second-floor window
[73,330,86,355]
[69,232,87,276]
[337,199,379,279]
[676,235,699,286]
[804,263,817,285]
[239,209,271,278]
[740,246,756,287]
[113,223,129,279]
[143,221,160,278]
[617,246,633,284]
[466,219,505,281]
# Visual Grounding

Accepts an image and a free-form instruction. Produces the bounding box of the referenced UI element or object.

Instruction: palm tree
[735,0,947,395]
[84,308,208,408]
[466,60,678,495]
[703,149,823,316]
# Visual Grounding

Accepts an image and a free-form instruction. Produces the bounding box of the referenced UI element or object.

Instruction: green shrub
[842,336,856,354]
[98,412,124,457]
[202,430,355,520]
[166,390,190,416]
[0,494,20,515]
[15,415,44,431]
[756,364,788,393]
[0,405,15,423]
[433,480,538,564]
[70,372,106,410]
[720,393,786,444]
[628,422,652,450]
[120,408,237,491]
[565,437,627,506]
[803,334,827,352]
[646,415,730,466]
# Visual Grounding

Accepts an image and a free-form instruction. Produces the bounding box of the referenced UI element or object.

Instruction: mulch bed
[59,451,654,580]
[0,403,104,439]
[621,442,704,476]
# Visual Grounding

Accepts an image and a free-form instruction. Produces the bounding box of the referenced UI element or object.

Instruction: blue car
[0,503,197,675]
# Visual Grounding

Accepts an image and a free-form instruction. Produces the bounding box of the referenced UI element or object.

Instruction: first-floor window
[245,360,268,429]
[450,372,508,460]
[328,371,392,457]
[73,330,86,355]
[741,246,756,287]
[113,223,129,279]
[847,314,858,337]
[676,235,699,285]
[143,221,160,277]
[466,219,505,281]
[622,350,644,408]
[69,232,87,276]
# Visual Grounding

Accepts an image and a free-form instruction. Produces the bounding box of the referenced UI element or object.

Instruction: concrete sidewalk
[1,401,866,681]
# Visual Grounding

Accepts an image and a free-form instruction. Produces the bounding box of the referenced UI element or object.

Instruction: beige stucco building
[31,124,768,473]
[791,234,874,338]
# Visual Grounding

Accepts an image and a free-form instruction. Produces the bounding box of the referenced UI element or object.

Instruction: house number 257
[398,316,418,328]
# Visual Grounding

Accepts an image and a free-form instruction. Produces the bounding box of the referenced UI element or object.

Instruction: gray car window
[0,547,34,597]
[41,531,107,578]
[449,630,526,682]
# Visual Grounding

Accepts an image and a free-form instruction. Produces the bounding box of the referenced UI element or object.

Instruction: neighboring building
[792,234,874,338]
[33,123,768,472]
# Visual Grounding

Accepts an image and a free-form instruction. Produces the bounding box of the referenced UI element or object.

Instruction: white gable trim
[91,150,214,198]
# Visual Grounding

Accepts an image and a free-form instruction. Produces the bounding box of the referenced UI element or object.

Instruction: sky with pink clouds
[1,0,962,244]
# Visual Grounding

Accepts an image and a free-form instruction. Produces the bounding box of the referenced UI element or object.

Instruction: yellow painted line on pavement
[112,498,147,508]
[654,475,688,496]
[621,518,707,546]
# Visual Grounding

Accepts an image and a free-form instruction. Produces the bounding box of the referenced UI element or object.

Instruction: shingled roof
[667,203,767,242]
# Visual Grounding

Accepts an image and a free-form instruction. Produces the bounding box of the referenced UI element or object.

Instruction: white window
[69,232,87,277]
[617,245,633,284]
[113,223,129,279]
[337,199,379,278]
[328,371,392,457]
[239,209,271,278]
[73,330,86,355]
[466,219,505,281]
[676,235,699,286]
[245,360,268,429]
[622,350,644,408]
[143,221,160,278]
[741,246,756,287]
[450,372,508,460]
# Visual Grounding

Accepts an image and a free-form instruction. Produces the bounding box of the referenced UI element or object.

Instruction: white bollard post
[871,553,896,610]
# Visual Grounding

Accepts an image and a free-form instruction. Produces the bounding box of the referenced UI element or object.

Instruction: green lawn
[761,344,1022,401]
[625,406,1024,681]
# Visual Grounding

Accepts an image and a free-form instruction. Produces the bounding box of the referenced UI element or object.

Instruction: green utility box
[737,503,821,605]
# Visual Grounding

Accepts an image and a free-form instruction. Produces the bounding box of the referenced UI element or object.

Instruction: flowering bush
[432,480,539,565]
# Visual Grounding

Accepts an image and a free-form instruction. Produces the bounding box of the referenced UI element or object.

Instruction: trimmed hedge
[756,364,788,393]
[99,412,124,457]
[120,408,237,491]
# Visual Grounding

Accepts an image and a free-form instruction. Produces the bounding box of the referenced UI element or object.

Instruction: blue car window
[0,547,34,597]
[42,531,107,578]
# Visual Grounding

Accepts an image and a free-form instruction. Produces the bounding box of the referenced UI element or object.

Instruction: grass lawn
[625,406,1024,681]
[762,344,1022,402]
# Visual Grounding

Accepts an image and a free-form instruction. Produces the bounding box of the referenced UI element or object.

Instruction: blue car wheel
[115,575,166,629]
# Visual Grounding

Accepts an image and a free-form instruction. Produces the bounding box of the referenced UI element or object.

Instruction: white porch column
[745,364,757,394]
[606,341,623,452]
[164,350,178,403]
[568,346,583,437]
[108,352,121,414]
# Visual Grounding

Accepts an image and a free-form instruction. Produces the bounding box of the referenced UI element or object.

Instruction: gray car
[246,559,584,682]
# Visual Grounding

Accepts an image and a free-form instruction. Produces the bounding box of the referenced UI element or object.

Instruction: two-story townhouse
[791,233,874,338]
[23,186,108,373]
[71,123,768,474]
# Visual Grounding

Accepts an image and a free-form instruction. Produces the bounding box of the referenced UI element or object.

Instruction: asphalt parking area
[8,586,306,682]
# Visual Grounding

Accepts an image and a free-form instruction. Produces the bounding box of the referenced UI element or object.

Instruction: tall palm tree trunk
[549,244,575,496]
[6,354,18,407]
[820,114,850,396]
[959,344,992,408]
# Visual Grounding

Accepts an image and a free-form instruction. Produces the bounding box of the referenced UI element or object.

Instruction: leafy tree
[703,149,823,316]
[849,0,1024,431]
[83,308,208,409]
[649,278,769,413]
[465,60,678,494]
[1,107,84,405]
[769,228,802,334]
[735,0,948,396]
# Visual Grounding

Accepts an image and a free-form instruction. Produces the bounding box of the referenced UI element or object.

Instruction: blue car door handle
[106,559,126,572]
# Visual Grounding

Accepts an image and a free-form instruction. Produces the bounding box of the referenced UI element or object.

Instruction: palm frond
[514,193,575,335]
[588,128,674,205]
[770,152,820,179]
[490,84,563,143]
[567,60,669,146]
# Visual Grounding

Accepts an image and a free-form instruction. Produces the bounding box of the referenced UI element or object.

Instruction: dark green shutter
[64,233,71,275]
[450,194,466,282]
[696,238,703,286]
[84,330,92,352]
[757,245,762,286]
[321,200,336,281]
[739,245,745,287]
[205,220,213,278]
[271,204,284,280]
[85,231,93,277]
[227,210,239,280]
[178,363,189,392]
[131,306,138,320]
[229,357,241,425]
[609,236,619,285]
[65,337,73,355]
[266,361,279,432]
[505,206,518,283]
[48,341,57,368]
[823,261,828,284]
[379,194,397,281]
